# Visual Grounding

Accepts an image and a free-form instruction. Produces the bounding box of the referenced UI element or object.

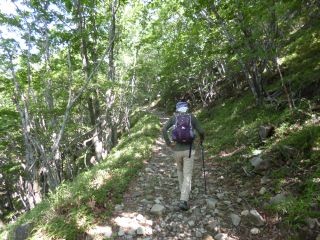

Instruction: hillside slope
[198,93,320,240]
[0,110,161,240]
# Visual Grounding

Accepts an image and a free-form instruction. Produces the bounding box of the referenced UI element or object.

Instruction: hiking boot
[178,201,189,211]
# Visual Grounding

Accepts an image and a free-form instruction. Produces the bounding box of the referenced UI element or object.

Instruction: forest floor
[86,113,292,240]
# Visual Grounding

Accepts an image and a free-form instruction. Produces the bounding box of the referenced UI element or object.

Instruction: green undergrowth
[198,93,285,154]
[1,110,160,240]
[266,125,320,228]
[198,92,320,233]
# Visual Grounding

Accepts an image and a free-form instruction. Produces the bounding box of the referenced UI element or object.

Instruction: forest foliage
[0,0,319,238]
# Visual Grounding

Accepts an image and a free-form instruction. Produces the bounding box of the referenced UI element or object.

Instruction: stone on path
[217,192,225,199]
[239,190,249,197]
[206,198,218,209]
[87,226,113,238]
[206,218,220,233]
[118,228,125,237]
[114,204,124,211]
[203,234,214,240]
[248,209,266,226]
[188,220,195,227]
[241,210,249,216]
[137,227,144,235]
[214,233,229,240]
[250,228,260,235]
[214,233,237,240]
[150,204,165,216]
[230,213,241,226]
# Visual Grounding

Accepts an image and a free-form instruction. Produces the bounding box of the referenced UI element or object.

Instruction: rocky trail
[92,114,288,240]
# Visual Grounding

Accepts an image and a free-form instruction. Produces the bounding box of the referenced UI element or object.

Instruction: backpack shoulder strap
[187,114,192,128]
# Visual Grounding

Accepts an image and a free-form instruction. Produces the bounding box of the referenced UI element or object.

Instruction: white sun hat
[176,101,189,113]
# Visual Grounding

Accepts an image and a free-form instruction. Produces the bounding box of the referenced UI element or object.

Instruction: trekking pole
[200,142,207,195]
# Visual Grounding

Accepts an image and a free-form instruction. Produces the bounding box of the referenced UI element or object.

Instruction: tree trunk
[106,0,119,149]
[75,0,104,163]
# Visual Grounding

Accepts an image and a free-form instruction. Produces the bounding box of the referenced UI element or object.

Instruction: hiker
[162,100,205,210]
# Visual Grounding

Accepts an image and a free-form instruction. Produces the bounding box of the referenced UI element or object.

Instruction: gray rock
[259,187,267,195]
[241,210,249,216]
[259,125,274,140]
[150,204,165,216]
[250,228,260,235]
[260,176,270,184]
[206,218,220,233]
[305,218,318,229]
[115,204,124,211]
[145,194,154,200]
[13,223,33,240]
[248,209,266,226]
[206,198,218,209]
[128,228,136,236]
[195,230,202,238]
[230,213,241,226]
[250,156,263,167]
[250,156,270,171]
[270,192,288,205]
[136,227,145,235]
[145,167,153,173]
[87,226,113,238]
[203,235,214,240]
[214,209,223,217]
[192,207,202,220]
[118,228,125,237]
[217,193,225,199]
[214,233,228,240]
[188,220,195,227]
[239,190,249,197]
[316,234,320,240]
[252,149,263,155]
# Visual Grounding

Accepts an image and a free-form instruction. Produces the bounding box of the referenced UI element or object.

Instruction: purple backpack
[172,114,195,143]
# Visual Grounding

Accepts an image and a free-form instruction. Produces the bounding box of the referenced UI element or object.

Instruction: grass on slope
[1,111,160,240]
[198,93,320,233]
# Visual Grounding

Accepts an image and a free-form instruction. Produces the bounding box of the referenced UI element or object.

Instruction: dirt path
[97,114,286,240]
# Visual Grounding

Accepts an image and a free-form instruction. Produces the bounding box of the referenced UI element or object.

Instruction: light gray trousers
[174,149,195,201]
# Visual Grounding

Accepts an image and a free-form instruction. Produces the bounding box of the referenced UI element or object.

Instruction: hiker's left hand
[169,142,176,148]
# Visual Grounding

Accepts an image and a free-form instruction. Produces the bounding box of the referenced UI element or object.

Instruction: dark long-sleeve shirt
[162,113,205,151]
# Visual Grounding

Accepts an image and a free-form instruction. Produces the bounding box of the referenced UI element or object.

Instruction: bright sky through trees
[0,0,17,38]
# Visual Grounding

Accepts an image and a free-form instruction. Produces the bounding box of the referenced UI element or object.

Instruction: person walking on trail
[162,100,205,211]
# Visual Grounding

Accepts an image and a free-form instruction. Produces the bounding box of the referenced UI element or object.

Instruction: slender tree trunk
[106,0,119,148]
[75,0,105,163]
[108,0,117,82]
